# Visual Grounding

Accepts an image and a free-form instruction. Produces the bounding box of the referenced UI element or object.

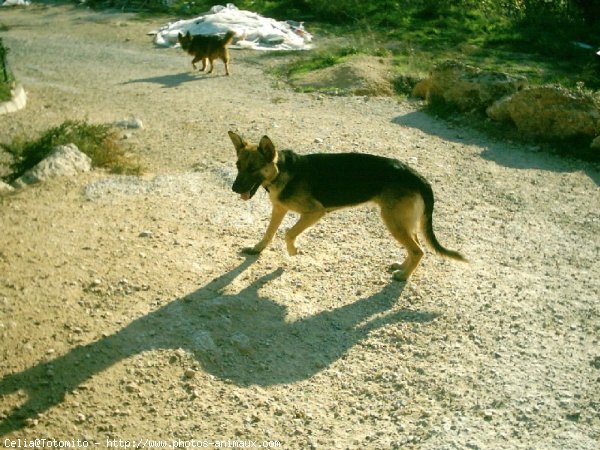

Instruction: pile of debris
[151,4,312,51]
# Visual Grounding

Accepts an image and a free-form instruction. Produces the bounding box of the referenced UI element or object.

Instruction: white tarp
[150,4,312,51]
[2,0,31,5]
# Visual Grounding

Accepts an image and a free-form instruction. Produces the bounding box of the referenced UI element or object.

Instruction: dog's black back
[277,150,431,208]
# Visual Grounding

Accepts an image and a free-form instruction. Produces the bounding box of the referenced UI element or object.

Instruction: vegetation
[0,36,14,102]
[3,1,592,161]
[2,120,142,182]
[82,0,599,89]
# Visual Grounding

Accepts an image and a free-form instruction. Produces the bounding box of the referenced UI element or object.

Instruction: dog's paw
[241,246,262,256]
[286,246,299,256]
[391,270,409,282]
[388,262,403,272]
[387,262,408,275]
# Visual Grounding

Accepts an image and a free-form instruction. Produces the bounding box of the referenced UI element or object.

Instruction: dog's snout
[232,176,245,193]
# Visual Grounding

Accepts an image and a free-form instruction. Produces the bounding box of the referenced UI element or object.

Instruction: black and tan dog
[228,131,466,281]
[178,30,235,76]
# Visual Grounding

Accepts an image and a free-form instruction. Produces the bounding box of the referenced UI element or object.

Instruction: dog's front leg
[191,55,202,71]
[285,211,325,256]
[243,204,287,255]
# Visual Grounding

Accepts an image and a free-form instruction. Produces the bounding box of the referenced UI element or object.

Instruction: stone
[0,181,15,192]
[487,85,600,139]
[412,78,431,99]
[115,117,144,129]
[231,332,252,354]
[192,330,217,353]
[12,143,91,188]
[0,84,27,115]
[419,60,527,111]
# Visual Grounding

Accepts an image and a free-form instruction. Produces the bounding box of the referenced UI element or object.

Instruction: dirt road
[1,4,599,449]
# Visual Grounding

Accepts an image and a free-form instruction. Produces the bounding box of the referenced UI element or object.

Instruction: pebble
[125,382,140,393]
[115,117,144,129]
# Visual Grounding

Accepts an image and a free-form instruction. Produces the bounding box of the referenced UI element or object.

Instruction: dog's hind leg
[285,211,325,256]
[380,195,425,281]
[243,204,287,255]
[222,53,231,76]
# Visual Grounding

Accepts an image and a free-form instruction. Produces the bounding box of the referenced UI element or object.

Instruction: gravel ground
[1,4,599,449]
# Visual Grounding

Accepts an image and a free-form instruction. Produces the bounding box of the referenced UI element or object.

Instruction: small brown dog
[178,30,235,76]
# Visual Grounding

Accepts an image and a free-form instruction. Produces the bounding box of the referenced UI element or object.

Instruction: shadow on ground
[122,72,214,88]
[0,257,437,436]
[393,110,600,186]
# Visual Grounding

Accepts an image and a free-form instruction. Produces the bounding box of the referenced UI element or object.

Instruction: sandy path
[1,4,599,449]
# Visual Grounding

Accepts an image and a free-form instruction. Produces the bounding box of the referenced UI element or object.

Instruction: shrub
[0,37,14,102]
[2,120,142,182]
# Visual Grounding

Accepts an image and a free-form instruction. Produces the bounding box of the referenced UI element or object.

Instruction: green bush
[2,120,142,182]
[0,37,14,102]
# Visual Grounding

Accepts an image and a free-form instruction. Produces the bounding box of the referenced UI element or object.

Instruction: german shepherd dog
[178,30,235,76]
[228,131,466,281]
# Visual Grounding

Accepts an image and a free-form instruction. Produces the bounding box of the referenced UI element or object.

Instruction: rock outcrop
[413,60,527,112]
[487,85,600,140]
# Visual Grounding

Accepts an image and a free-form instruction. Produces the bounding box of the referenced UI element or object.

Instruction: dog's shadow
[0,257,438,436]
[123,71,218,88]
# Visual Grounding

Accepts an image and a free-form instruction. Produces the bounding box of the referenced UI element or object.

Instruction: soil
[290,55,396,96]
[1,4,599,450]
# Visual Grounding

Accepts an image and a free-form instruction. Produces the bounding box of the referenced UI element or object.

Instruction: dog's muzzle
[232,174,261,201]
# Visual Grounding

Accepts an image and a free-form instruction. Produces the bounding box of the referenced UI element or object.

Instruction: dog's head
[228,131,278,201]
[178,31,192,50]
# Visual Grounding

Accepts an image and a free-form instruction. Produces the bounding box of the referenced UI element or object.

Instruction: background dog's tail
[223,30,236,46]
[420,183,467,262]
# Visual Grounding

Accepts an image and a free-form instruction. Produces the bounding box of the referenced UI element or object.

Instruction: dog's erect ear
[228,131,245,155]
[258,136,277,162]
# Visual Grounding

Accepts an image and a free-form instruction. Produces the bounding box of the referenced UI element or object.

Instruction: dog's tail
[222,30,236,46]
[420,182,467,262]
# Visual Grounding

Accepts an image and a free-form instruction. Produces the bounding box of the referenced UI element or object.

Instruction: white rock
[0,84,27,115]
[115,117,144,129]
[231,332,252,354]
[192,330,217,353]
[13,143,91,187]
[0,181,15,192]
